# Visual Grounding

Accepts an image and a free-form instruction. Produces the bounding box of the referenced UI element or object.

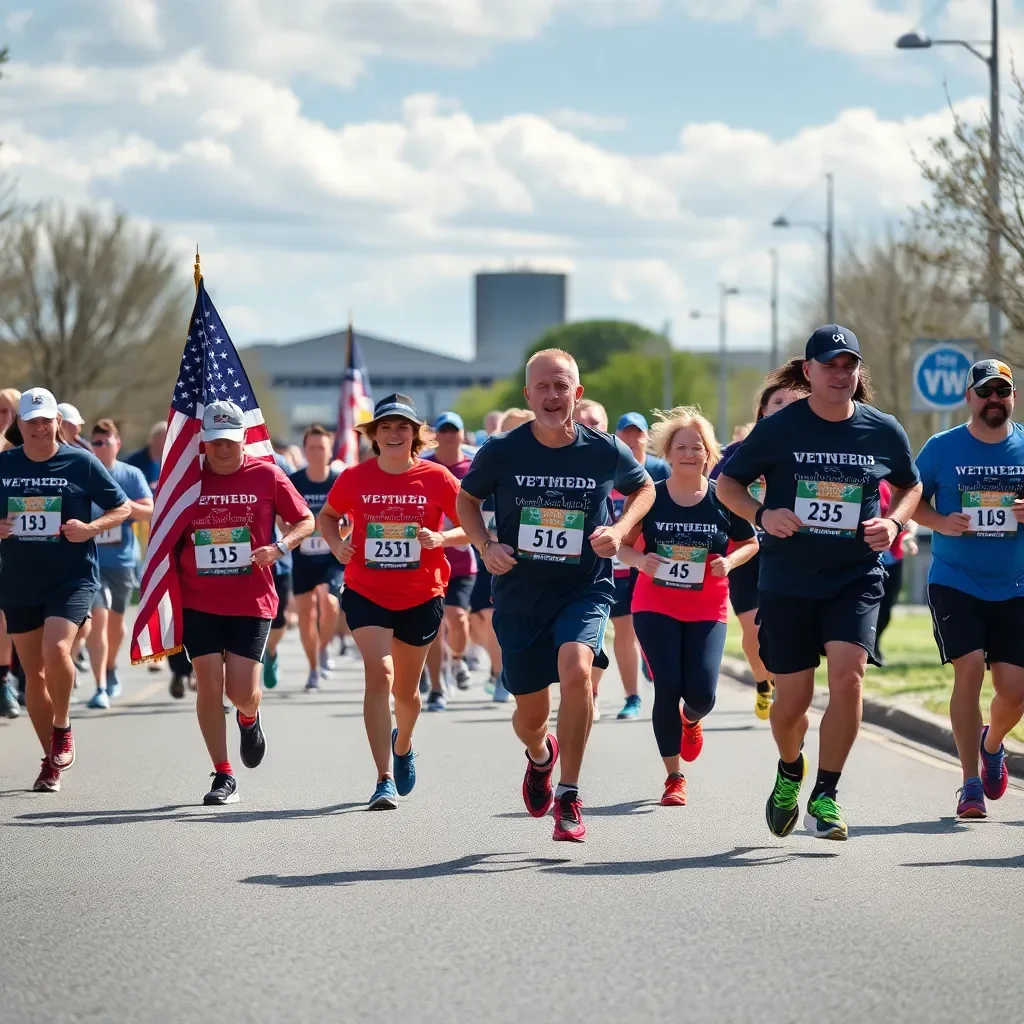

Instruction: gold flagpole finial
[194,246,202,293]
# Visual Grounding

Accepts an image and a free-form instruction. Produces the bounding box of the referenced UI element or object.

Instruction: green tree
[524,319,666,375]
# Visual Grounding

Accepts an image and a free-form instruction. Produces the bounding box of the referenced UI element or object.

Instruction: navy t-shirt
[642,454,671,483]
[0,444,128,605]
[721,399,919,598]
[289,467,341,565]
[461,422,649,618]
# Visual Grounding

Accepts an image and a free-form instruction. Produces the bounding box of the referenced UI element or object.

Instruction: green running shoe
[804,794,848,840]
[263,651,278,690]
[765,755,805,837]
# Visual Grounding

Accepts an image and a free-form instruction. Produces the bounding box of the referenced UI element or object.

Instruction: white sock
[555,783,578,799]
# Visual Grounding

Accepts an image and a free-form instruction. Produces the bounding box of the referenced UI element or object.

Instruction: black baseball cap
[804,324,862,363]
[357,392,422,431]
[967,359,1014,391]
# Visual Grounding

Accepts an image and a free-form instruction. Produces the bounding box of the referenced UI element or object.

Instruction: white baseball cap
[201,400,246,443]
[19,388,59,421]
[57,402,85,426]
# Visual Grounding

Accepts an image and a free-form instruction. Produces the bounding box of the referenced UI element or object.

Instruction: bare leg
[40,617,79,729]
[86,605,109,690]
[318,590,340,659]
[193,653,229,765]
[391,639,430,755]
[986,662,1024,750]
[612,614,639,698]
[738,608,769,682]
[13,628,50,752]
[555,642,595,787]
[351,625,396,779]
[818,641,867,771]
[770,668,815,763]
[224,652,261,717]
[513,688,551,763]
[949,650,985,783]
[295,592,319,671]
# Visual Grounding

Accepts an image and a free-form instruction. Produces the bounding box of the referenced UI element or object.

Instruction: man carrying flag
[335,320,374,466]
[131,268,314,805]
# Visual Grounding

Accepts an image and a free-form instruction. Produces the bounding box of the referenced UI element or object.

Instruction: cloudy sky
[0,0,1009,357]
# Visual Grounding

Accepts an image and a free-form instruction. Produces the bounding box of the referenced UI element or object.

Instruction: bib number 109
[962,491,1018,537]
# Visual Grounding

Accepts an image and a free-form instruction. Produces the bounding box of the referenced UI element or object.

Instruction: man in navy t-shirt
[458,349,655,842]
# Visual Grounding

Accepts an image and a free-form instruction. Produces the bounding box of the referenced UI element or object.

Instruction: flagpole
[194,246,202,293]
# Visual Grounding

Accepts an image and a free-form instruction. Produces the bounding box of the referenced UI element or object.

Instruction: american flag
[130,280,274,664]
[334,321,373,465]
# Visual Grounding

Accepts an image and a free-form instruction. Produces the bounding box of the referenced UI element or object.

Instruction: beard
[981,402,1010,426]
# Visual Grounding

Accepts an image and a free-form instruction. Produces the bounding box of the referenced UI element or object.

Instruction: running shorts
[928,583,1024,667]
[493,597,610,697]
[755,574,884,675]
[341,587,444,647]
[610,571,637,620]
[90,566,136,615]
[727,552,759,617]
[444,574,475,610]
[181,608,272,662]
[271,571,293,630]
[2,585,96,634]
[292,558,344,598]
[470,567,493,613]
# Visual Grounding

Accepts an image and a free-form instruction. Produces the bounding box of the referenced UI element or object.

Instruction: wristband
[276,539,289,557]
[754,506,765,530]
[888,516,904,533]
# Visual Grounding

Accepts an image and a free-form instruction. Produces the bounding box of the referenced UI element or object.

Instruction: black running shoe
[203,771,238,805]
[237,710,267,769]
[169,674,186,700]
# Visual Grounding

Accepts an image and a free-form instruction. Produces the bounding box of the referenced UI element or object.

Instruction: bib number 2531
[517,508,585,564]
[364,523,421,569]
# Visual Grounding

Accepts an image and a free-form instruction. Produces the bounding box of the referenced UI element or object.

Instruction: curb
[719,655,1024,781]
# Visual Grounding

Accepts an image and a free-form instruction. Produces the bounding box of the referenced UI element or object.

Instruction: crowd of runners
[2,324,1023,839]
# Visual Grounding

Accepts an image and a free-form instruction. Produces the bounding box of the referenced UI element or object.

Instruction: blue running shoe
[492,674,511,703]
[1,679,20,719]
[426,690,447,712]
[106,670,122,700]
[263,651,279,690]
[368,777,398,810]
[616,694,641,720]
[86,688,110,710]
[957,777,986,819]
[392,728,416,796]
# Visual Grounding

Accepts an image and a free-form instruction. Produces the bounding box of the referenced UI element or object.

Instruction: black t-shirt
[461,422,649,619]
[289,467,341,563]
[0,444,128,605]
[721,399,919,597]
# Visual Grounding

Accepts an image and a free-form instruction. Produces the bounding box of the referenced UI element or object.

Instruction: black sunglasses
[974,383,1013,399]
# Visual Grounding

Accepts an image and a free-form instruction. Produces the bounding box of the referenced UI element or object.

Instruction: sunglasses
[90,437,114,447]
[974,384,1013,399]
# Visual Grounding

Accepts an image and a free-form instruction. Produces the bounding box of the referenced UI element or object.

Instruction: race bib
[748,480,765,504]
[96,525,122,545]
[794,480,862,538]
[195,526,252,575]
[517,507,585,563]
[962,491,1019,538]
[365,522,421,569]
[300,531,331,556]
[483,510,497,534]
[8,497,61,541]
[653,544,707,589]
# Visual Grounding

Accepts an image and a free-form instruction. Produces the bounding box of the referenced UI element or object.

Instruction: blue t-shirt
[917,423,1024,600]
[642,454,671,483]
[289,467,341,565]
[721,399,920,598]
[0,444,128,604]
[461,422,649,620]
[92,461,152,569]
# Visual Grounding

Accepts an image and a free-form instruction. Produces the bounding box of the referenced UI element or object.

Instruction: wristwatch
[888,516,904,533]
[754,506,765,530]
[276,539,289,557]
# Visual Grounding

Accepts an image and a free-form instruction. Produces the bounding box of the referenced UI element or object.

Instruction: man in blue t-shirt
[82,418,153,709]
[458,349,655,842]
[912,359,1024,820]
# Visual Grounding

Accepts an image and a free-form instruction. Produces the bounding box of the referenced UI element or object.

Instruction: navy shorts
[341,587,444,647]
[2,585,97,634]
[444,574,475,610]
[470,568,493,613]
[292,556,344,597]
[493,597,610,696]
[610,572,636,619]
[728,553,759,617]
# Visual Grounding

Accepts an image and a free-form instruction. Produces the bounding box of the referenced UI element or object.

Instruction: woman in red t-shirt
[618,407,758,808]
[319,393,465,810]
[175,401,314,807]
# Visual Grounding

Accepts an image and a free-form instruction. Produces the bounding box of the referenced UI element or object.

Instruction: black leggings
[633,613,727,758]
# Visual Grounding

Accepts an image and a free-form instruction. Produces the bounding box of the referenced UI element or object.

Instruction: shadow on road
[494,799,657,820]
[535,846,839,875]
[903,851,1024,869]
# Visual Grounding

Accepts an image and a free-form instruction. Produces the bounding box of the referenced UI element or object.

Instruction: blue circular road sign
[913,345,973,410]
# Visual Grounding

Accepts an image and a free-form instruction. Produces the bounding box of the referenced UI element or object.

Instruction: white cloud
[547,109,628,133]
[5,9,33,34]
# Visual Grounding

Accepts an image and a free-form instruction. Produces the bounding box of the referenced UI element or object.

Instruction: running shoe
[485,674,497,697]
[680,716,704,762]
[464,647,482,671]
[73,649,89,673]
[203,772,238,805]
[804,793,849,840]
[169,674,186,700]
[419,669,429,694]
[661,773,687,806]
[765,755,805,837]
[106,669,122,700]
[368,777,399,810]
[49,727,75,772]
[86,688,110,710]
[426,690,447,712]
[263,651,279,690]
[452,659,471,690]
[391,727,416,796]
[32,758,60,793]
[980,725,1008,801]
[616,694,641,720]
[956,777,987,819]
[492,675,510,703]
[0,679,20,719]
[319,650,335,677]
[237,710,267,769]
[305,669,320,692]
[754,681,774,721]
[522,733,559,817]
[592,696,601,722]
[552,790,586,842]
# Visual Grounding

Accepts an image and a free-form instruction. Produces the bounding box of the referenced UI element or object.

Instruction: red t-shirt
[176,457,310,619]
[324,458,461,610]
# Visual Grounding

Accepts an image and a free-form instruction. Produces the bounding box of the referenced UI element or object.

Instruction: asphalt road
[3,624,1024,1024]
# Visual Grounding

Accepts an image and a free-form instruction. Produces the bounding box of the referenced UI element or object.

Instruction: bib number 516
[532,528,567,551]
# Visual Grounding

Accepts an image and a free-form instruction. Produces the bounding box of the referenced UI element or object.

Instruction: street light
[896,1,1001,352]
[772,172,835,325]
[691,284,739,443]
[769,249,780,368]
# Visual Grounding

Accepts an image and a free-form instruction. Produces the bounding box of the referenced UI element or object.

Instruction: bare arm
[456,488,516,575]
[61,500,132,543]
[721,535,758,572]
[128,496,154,523]
[863,482,924,552]
[717,475,802,539]
[910,494,970,537]
[253,508,314,568]
[318,502,352,563]
[591,477,656,558]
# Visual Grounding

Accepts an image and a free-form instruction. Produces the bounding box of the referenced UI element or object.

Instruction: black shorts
[182,608,272,662]
[341,587,444,647]
[756,574,884,675]
[271,571,293,630]
[470,568,493,613]
[610,572,637,619]
[444,574,475,610]
[2,585,96,634]
[292,557,343,597]
[728,552,759,616]
[928,583,1024,667]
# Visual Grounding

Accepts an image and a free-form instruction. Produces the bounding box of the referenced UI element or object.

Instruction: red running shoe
[552,791,586,842]
[32,758,61,793]
[661,773,687,806]
[980,725,1008,800]
[680,716,703,762]
[522,733,559,818]
[49,727,75,772]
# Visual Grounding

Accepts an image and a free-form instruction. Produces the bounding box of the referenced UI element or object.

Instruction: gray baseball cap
[201,400,246,443]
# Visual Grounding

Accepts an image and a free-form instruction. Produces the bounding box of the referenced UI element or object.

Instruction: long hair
[649,405,721,477]
[760,357,873,408]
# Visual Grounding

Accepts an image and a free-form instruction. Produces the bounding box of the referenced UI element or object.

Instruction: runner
[0,388,19,717]
[83,418,153,709]
[874,479,917,667]
[422,411,477,710]
[458,350,655,841]
[57,403,90,451]
[319,393,465,809]
[172,400,314,805]
[710,378,806,719]
[0,388,131,792]
[124,421,167,493]
[716,326,921,840]
[616,407,757,805]
[609,412,671,720]
[911,359,1024,819]
[288,424,343,692]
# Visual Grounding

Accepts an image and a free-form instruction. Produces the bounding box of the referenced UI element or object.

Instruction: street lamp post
[896,0,1001,352]
[691,286,739,443]
[772,173,835,325]
[769,248,780,368]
